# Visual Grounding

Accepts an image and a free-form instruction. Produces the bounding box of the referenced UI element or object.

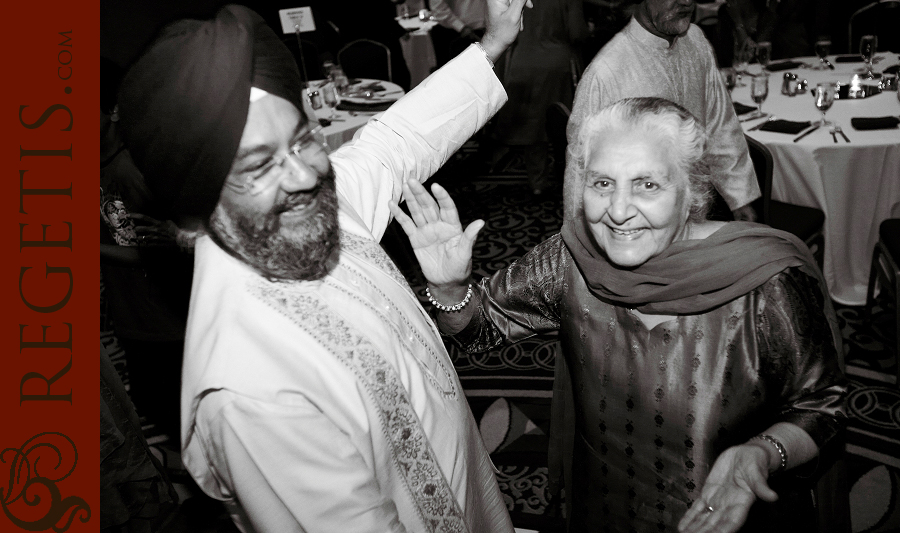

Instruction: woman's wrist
[426,281,473,313]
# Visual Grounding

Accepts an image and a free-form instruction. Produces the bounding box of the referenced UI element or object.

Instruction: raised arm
[330,0,531,240]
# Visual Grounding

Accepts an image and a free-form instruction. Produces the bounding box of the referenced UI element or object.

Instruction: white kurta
[565,18,760,214]
[180,45,514,533]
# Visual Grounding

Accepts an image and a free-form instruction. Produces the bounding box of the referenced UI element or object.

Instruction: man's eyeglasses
[226,125,328,196]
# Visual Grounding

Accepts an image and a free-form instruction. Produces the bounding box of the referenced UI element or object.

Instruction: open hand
[480,0,533,62]
[389,179,483,287]
[677,444,777,533]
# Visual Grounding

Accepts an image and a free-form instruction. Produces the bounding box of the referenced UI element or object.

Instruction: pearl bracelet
[753,434,787,474]
[426,284,473,312]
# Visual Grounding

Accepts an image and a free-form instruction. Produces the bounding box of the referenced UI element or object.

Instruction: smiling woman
[393,97,848,533]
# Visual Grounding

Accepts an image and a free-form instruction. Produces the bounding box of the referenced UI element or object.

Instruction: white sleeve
[204,393,408,533]
[329,44,507,241]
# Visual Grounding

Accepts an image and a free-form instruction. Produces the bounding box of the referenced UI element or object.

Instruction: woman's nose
[607,187,636,224]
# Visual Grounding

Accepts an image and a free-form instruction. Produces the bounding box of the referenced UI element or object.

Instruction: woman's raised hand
[389,179,484,287]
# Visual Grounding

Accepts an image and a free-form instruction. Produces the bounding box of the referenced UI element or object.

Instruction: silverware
[748,116,776,131]
[793,124,820,142]
[739,112,768,123]
[829,128,838,142]
[834,124,850,142]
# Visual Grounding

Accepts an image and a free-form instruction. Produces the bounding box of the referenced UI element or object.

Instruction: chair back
[337,39,392,82]
[848,0,900,55]
[744,134,773,224]
[546,102,571,180]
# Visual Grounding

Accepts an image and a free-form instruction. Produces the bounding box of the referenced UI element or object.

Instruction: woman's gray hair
[569,97,714,222]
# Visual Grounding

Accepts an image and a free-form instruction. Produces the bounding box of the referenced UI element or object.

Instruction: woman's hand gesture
[677,444,777,533]
[389,179,483,287]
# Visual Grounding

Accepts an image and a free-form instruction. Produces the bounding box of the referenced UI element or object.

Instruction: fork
[834,125,850,143]
[829,128,838,143]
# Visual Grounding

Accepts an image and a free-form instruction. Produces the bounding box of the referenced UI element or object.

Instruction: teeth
[610,227,644,236]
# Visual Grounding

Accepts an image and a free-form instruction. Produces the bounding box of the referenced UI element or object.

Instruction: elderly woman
[390,97,847,532]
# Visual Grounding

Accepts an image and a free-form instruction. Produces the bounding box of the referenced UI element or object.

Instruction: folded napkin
[336,99,395,112]
[733,101,757,115]
[850,116,900,130]
[759,119,812,134]
[766,60,803,72]
[835,55,864,63]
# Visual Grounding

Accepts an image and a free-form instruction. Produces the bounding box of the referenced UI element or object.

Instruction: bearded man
[116,2,528,531]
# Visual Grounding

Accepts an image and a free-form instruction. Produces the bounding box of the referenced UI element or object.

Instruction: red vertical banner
[1,0,100,531]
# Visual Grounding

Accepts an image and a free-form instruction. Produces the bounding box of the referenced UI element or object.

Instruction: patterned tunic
[452,233,847,532]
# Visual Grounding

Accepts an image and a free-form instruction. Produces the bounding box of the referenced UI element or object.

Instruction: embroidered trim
[341,231,413,295]
[250,279,466,532]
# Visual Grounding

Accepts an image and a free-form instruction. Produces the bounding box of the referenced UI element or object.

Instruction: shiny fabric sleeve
[755,267,848,449]
[700,34,760,211]
[450,234,567,353]
[202,392,408,533]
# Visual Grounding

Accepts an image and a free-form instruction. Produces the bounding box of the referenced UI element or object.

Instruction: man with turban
[116,2,529,531]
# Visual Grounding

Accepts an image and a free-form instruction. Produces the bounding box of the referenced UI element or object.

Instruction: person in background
[100,57,194,446]
[116,1,529,530]
[488,0,588,195]
[719,0,830,63]
[392,97,846,533]
[429,0,487,66]
[566,0,761,223]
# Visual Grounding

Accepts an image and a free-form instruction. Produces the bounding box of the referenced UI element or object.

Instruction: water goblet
[859,35,879,79]
[756,41,772,71]
[322,81,339,119]
[814,82,836,126]
[750,73,769,119]
[734,40,753,86]
[813,39,831,70]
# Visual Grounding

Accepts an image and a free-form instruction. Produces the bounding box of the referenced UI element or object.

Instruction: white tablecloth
[735,53,900,305]
[303,79,405,151]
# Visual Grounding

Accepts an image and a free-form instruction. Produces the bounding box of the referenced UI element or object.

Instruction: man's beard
[210,169,340,281]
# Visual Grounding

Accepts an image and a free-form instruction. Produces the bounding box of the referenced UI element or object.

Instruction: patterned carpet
[105,142,900,532]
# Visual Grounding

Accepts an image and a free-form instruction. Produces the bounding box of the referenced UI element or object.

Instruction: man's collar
[626,16,684,50]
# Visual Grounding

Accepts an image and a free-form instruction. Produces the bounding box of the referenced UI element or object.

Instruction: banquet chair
[865,218,900,387]
[848,0,900,56]
[338,39,392,83]
[545,102,571,181]
[744,135,826,268]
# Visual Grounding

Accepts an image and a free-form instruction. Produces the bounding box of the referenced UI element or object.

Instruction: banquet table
[303,79,405,151]
[734,53,900,305]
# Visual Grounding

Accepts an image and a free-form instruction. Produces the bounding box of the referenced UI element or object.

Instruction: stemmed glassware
[733,40,754,86]
[756,41,772,72]
[322,81,340,119]
[814,82,836,126]
[750,73,769,119]
[813,40,831,70]
[859,35,879,79]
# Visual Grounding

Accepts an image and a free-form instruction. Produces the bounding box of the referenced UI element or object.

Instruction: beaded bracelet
[426,284,473,312]
[754,434,787,474]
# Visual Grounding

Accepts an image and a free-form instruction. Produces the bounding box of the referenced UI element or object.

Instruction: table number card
[278,7,316,34]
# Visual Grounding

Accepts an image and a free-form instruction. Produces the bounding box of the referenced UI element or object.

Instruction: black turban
[118,4,305,220]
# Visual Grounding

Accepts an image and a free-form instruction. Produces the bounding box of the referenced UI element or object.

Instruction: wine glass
[750,73,769,119]
[859,35,879,79]
[756,41,772,72]
[720,67,737,94]
[322,81,339,119]
[733,40,754,86]
[813,39,831,70]
[814,82,836,126]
